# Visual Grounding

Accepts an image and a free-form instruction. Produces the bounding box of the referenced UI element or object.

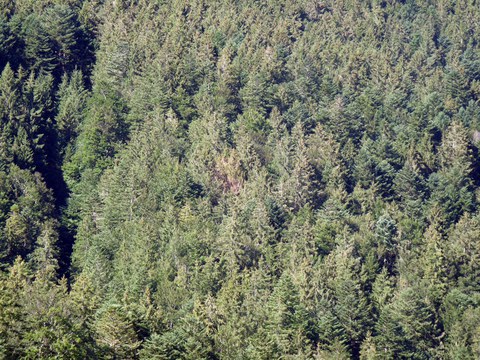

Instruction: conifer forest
[1,0,480,358]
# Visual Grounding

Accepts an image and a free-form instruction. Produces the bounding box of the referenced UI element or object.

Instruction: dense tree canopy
[0,0,479,358]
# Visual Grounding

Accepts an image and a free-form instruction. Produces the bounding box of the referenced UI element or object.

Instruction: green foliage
[0,0,480,358]
[56,70,88,152]
[375,286,438,359]
[95,304,142,358]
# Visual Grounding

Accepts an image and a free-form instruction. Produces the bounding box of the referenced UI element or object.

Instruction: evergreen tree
[375,286,438,359]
